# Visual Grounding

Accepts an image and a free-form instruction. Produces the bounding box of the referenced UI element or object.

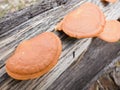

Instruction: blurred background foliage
[0,0,39,18]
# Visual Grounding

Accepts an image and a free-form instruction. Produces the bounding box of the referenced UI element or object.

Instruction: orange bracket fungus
[98,20,120,42]
[56,2,105,39]
[5,32,62,80]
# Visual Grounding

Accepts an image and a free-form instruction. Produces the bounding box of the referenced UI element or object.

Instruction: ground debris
[89,60,120,90]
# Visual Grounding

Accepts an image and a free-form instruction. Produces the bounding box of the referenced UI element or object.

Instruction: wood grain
[49,38,120,90]
[0,0,91,89]
[0,0,67,37]
[0,0,120,90]
[88,57,120,90]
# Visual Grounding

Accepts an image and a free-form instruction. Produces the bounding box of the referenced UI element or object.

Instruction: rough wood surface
[88,58,120,90]
[0,0,120,90]
[0,0,91,90]
[0,0,67,37]
[49,38,120,90]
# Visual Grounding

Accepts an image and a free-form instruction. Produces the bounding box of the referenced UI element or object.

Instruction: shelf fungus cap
[5,32,62,80]
[56,2,105,38]
[98,20,120,42]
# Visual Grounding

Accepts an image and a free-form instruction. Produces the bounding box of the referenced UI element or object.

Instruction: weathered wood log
[0,0,91,89]
[48,38,120,90]
[0,0,120,90]
[0,0,68,37]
